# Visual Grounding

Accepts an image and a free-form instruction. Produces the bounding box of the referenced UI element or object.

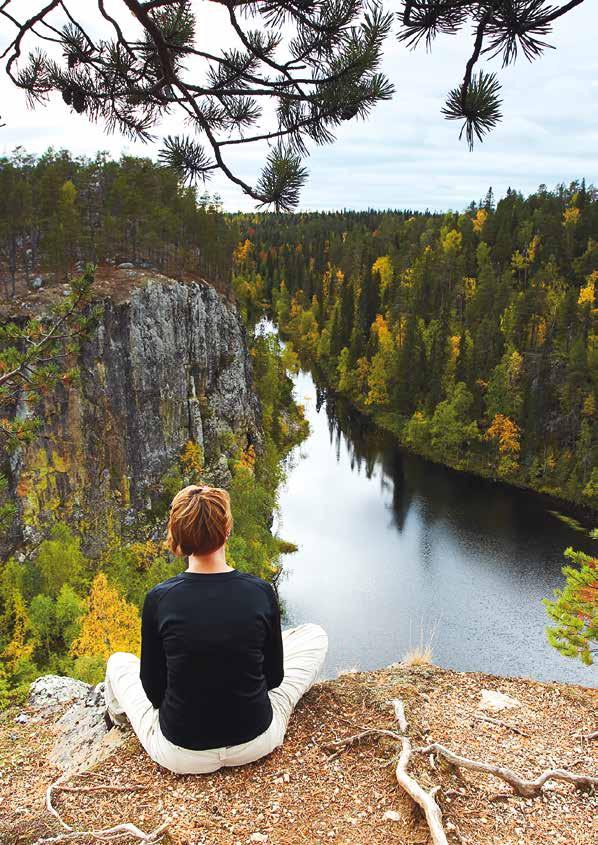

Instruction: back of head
[167,485,232,557]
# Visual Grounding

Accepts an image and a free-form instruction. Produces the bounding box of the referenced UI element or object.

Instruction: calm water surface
[276,369,597,687]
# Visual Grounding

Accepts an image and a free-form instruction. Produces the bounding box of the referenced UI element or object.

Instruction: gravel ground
[1,664,596,845]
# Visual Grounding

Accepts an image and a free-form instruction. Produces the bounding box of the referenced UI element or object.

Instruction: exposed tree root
[34,773,170,844]
[329,698,597,845]
[412,742,598,798]
[390,699,449,845]
[32,819,170,844]
[324,727,404,761]
[472,714,530,737]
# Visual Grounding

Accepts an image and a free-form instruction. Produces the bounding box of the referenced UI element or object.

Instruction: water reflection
[277,370,597,687]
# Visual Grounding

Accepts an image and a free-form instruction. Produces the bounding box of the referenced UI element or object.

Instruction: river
[276,368,597,687]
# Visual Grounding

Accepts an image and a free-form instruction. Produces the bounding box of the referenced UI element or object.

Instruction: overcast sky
[1,1,596,212]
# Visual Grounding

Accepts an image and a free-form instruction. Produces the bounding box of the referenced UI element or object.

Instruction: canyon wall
[6,273,261,553]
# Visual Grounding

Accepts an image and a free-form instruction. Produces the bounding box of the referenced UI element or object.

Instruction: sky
[0,1,597,213]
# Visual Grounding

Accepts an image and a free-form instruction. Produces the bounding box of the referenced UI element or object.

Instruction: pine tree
[544,548,597,666]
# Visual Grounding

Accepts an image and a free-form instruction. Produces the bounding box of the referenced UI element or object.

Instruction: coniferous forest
[1,1,597,840]
[0,148,235,296]
[0,150,596,704]
[232,183,598,509]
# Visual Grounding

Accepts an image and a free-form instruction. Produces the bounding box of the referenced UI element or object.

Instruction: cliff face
[7,273,261,551]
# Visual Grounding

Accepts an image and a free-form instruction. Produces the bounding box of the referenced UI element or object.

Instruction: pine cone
[72,90,86,114]
[341,104,359,121]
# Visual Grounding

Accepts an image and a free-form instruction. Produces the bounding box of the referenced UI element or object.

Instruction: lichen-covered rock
[49,699,126,773]
[29,675,91,710]
[28,676,128,772]
[6,274,262,552]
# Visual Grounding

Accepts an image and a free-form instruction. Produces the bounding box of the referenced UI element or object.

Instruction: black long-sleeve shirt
[139,570,284,750]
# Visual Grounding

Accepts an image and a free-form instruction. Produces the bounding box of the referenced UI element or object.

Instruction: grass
[402,618,438,666]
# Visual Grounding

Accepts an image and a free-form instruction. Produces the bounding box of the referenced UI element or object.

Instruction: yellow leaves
[365,351,390,407]
[372,256,393,295]
[289,297,303,320]
[463,276,477,300]
[400,268,414,290]
[355,356,370,394]
[1,590,33,673]
[281,344,300,375]
[472,208,488,234]
[70,573,141,661]
[485,414,521,456]
[51,451,68,473]
[238,445,256,472]
[582,393,595,418]
[578,274,596,307]
[449,335,461,365]
[507,350,523,383]
[512,235,541,273]
[233,239,253,264]
[128,540,162,572]
[512,251,527,271]
[441,228,462,254]
[563,206,581,228]
[371,314,394,356]
[527,234,540,263]
[180,440,204,481]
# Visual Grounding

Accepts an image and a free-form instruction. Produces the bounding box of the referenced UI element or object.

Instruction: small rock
[118,262,135,269]
[14,713,29,724]
[479,690,522,712]
[383,810,401,822]
[30,275,43,290]
[248,835,268,843]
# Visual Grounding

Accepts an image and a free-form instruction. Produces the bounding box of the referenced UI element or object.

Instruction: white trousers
[104,623,328,775]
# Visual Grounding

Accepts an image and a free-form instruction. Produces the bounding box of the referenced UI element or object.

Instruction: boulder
[29,675,90,710]
[30,275,43,290]
[117,261,135,269]
[29,676,128,773]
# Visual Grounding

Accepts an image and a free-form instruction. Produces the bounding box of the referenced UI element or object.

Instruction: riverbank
[277,367,595,687]
[318,374,598,518]
[2,663,596,845]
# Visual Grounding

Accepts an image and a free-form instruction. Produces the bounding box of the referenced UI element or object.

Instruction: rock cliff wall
[6,273,261,552]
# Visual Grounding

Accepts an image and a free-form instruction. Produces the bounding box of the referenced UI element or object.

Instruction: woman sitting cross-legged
[104,484,328,775]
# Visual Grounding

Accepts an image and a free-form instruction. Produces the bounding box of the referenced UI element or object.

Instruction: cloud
[1,1,596,211]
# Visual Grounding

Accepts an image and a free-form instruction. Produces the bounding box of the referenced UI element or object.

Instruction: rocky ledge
[1,665,596,845]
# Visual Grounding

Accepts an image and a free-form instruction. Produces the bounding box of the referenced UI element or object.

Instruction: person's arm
[264,586,284,690]
[140,590,167,708]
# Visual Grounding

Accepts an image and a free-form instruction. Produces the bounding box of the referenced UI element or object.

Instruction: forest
[0,151,596,707]
[231,184,598,509]
[0,148,235,295]
[0,148,308,704]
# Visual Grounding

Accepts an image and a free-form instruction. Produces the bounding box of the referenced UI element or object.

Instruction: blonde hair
[167,485,232,557]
